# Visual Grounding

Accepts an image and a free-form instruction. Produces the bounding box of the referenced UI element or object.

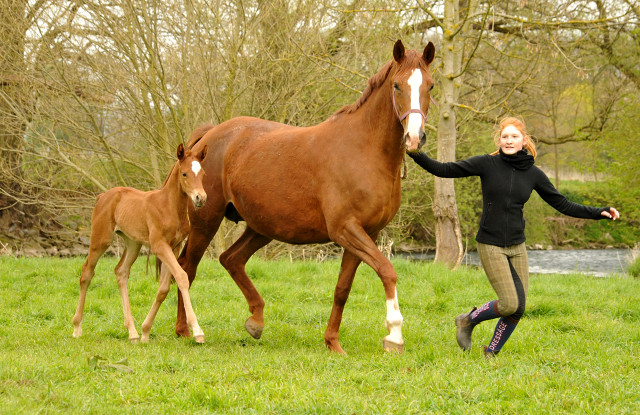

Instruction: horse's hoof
[244,317,264,339]
[193,335,205,344]
[72,331,82,338]
[383,339,404,353]
[325,341,346,354]
[175,327,191,338]
[140,335,150,343]
[130,337,140,344]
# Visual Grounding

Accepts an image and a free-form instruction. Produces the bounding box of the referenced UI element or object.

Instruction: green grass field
[1,256,639,414]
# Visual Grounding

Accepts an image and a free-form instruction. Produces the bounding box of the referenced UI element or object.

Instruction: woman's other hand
[601,207,620,220]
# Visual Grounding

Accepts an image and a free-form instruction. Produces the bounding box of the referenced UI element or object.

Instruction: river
[401,249,632,277]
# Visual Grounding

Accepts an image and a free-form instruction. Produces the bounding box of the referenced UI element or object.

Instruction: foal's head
[176,143,208,208]
[391,40,436,152]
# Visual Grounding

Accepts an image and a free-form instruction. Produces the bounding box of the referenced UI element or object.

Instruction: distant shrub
[629,256,640,278]
[628,244,640,278]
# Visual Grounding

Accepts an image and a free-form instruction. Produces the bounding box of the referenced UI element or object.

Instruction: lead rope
[401,154,408,179]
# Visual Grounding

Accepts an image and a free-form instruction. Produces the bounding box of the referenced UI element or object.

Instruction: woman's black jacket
[408,150,609,248]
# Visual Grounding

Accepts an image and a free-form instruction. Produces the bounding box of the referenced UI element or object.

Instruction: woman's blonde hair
[490,117,537,158]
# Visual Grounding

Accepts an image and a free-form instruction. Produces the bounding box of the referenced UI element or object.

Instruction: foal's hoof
[129,337,140,344]
[244,317,264,339]
[383,339,404,354]
[193,335,205,344]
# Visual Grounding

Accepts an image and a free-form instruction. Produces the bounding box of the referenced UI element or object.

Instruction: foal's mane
[162,160,179,188]
[335,50,430,116]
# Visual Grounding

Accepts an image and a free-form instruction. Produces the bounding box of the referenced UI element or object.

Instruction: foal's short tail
[186,123,215,150]
[155,256,162,281]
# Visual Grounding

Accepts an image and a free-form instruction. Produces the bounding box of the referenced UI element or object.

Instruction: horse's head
[391,40,436,152]
[176,143,208,208]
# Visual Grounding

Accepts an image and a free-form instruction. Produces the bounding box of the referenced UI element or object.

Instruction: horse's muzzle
[405,130,425,153]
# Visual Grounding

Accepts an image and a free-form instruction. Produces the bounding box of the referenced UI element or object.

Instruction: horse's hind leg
[140,246,180,342]
[219,227,272,339]
[72,225,112,338]
[324,249,362,354]
[114,236,142,342]
[175,221,221,337]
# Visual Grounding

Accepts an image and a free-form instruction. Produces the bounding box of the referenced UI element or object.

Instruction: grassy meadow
[1,256,639,414]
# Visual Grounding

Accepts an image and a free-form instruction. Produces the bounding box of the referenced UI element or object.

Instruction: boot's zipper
[505,168,515,247]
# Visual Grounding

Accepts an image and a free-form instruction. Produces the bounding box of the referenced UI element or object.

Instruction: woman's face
[499,125,528,155]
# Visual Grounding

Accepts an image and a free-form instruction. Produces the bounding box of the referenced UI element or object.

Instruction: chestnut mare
[72,143,209,343]
[176,40,435,353]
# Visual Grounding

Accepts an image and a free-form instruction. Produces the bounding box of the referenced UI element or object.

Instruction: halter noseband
[392,87,438,123]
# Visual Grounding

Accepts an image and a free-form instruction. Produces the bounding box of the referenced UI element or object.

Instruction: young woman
[408,117,620,358]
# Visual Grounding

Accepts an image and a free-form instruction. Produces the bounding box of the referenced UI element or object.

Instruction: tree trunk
[433,0,477,269]
[0,0,28,209]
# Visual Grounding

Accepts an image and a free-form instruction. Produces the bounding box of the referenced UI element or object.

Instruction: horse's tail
[186,123,215,150]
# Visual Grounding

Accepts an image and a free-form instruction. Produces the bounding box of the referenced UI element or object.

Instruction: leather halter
[392,86,438,123]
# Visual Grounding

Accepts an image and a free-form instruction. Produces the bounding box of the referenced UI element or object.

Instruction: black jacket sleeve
[533,168,609,220]
[408,152,487,178]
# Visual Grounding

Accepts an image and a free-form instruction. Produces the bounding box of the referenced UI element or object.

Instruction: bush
[629,253,640,278]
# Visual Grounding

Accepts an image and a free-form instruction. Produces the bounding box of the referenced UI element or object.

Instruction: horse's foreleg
[72,235,111,338]
[324,250,362,354]
[175,223,219,337]
[331,222,404,353]
[219,227,272,339]
[114,237,142,342]
[156,242,205,343]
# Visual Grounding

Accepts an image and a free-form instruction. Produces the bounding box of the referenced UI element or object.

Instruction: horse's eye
[182,173,187,178]
[394,82,400,91]
[430,84,434,91]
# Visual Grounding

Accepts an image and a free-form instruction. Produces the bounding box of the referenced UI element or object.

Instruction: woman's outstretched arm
[407,152,487,178]
[534,168,620,220]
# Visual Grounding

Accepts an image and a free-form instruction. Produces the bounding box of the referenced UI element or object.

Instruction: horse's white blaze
[406,68,424,140]
[384,288,404,345]
[191,161,202,176]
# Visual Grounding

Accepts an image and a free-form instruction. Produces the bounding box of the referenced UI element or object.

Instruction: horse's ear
[423,42,435,65]
[177,143,185,160]
[393,40,405,62]
[199,145,208,161]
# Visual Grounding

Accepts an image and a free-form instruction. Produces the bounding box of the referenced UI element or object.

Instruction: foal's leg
[140,247,180,342]
[218,227,272,339]
[324,249,362,354]
[114,236,142,342]
[330,222,404,353]
[72,229,112,338]
[155,241,205,343]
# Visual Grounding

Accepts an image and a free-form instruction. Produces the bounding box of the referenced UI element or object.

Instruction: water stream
[400,249,632,277]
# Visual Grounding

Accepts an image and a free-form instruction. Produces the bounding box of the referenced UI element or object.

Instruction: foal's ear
[176,143,185,160]
[199,145,208,162]
[393,39,405,62]
[423,42,435,65]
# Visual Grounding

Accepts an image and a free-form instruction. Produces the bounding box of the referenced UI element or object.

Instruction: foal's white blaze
[191,161,202,176]
[384,288,404,345]
[405,68,424,144]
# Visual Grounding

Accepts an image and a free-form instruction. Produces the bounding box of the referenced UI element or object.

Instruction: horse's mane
[335,50,430,116]
[187,123,215,150]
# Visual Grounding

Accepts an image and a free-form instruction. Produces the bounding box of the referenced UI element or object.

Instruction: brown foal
[72,143,208,343]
